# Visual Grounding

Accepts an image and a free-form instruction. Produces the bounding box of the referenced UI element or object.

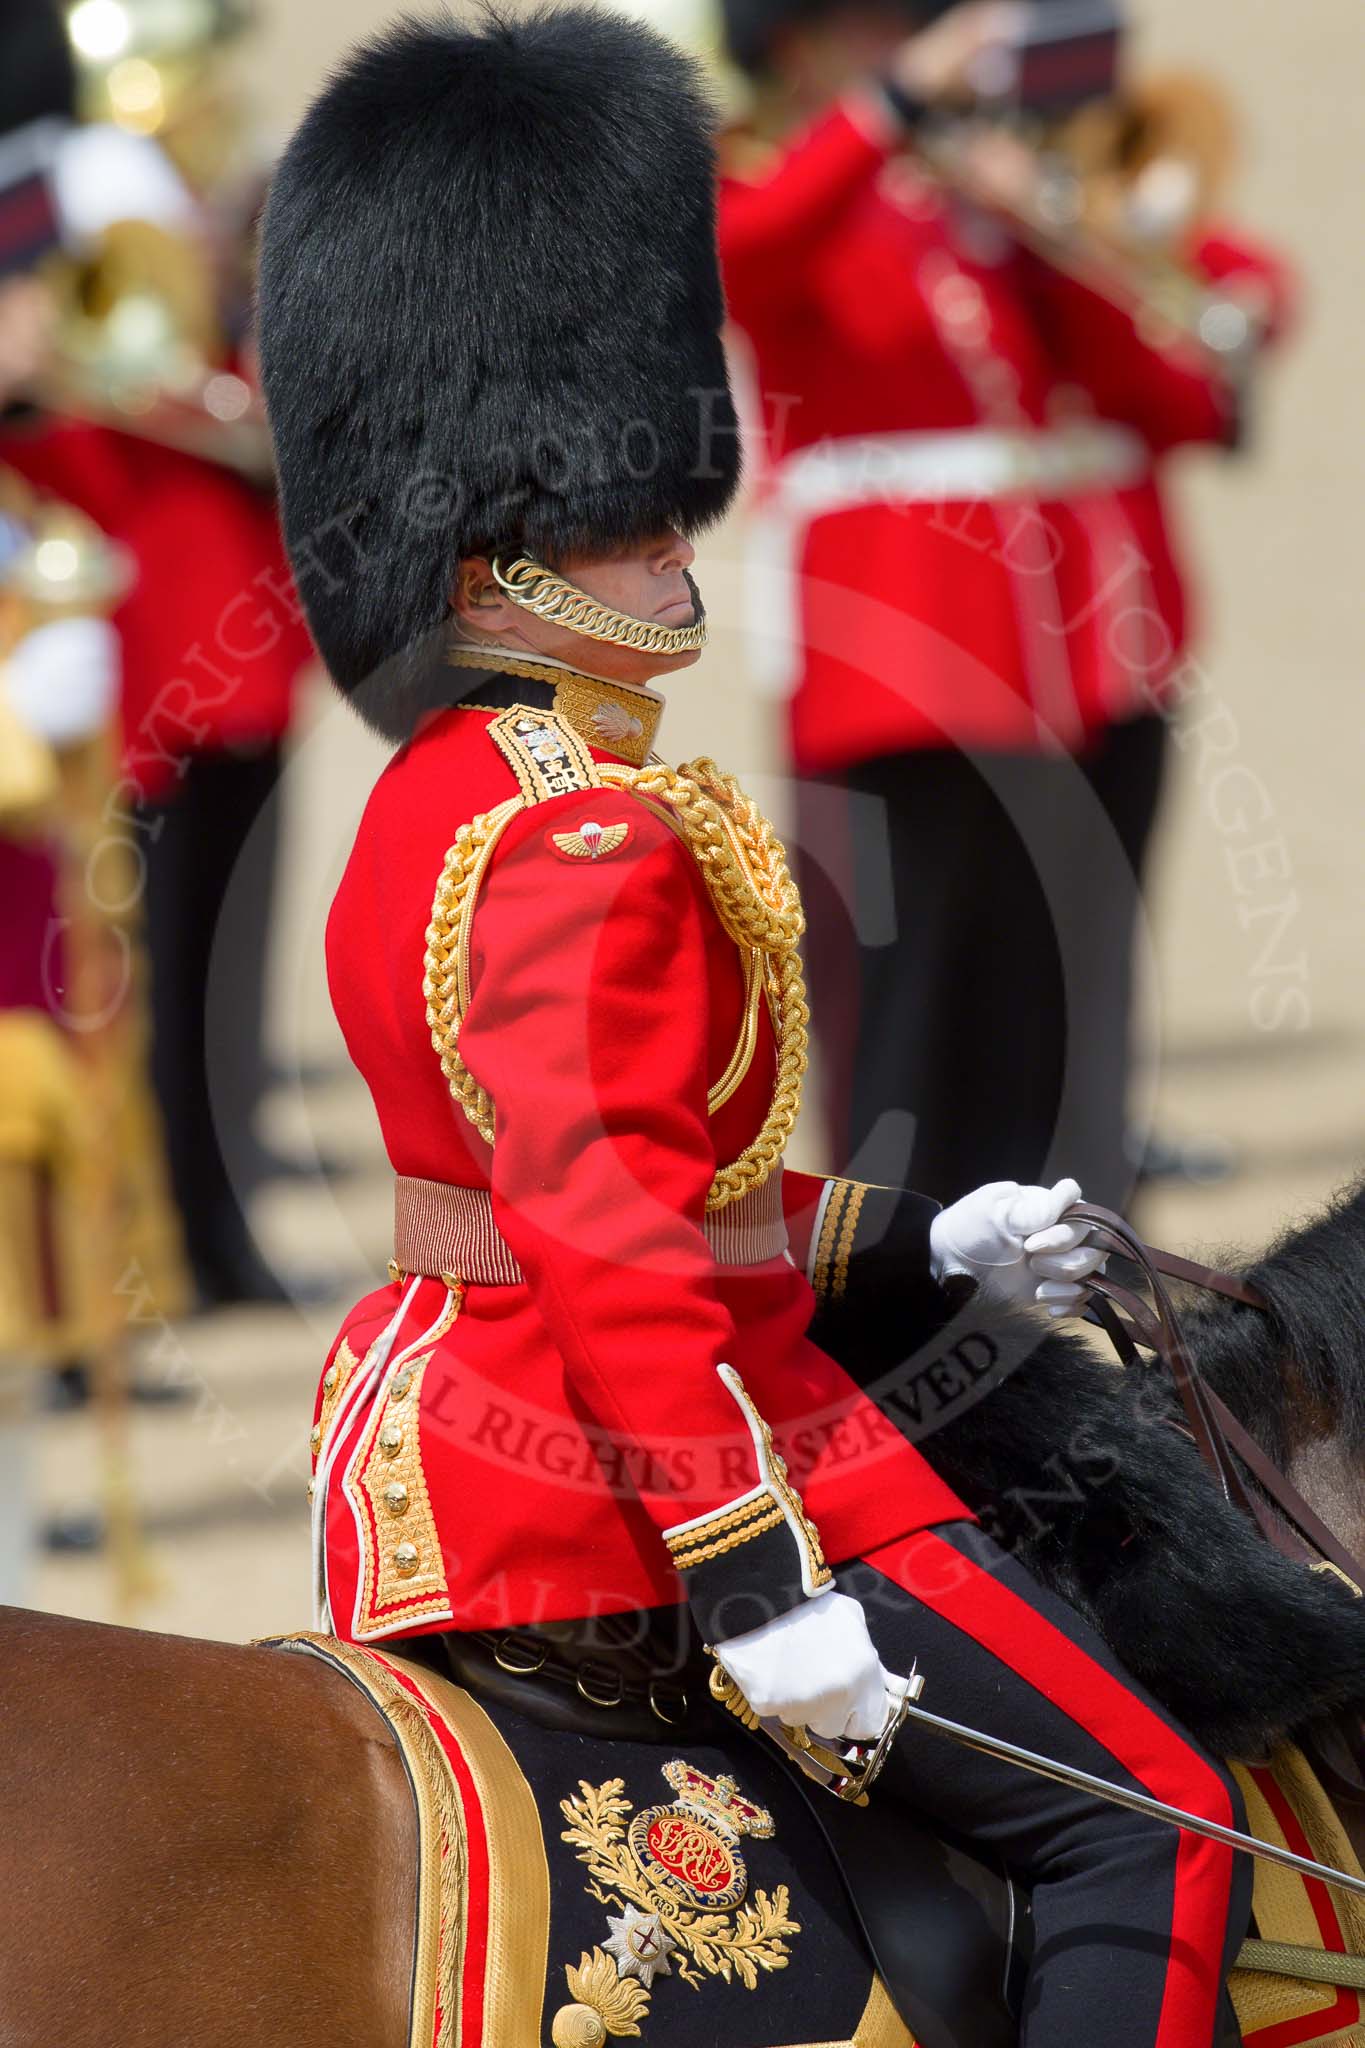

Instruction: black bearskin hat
[721,0,940,78]
[258,6,740,730]
[0,0,77,137]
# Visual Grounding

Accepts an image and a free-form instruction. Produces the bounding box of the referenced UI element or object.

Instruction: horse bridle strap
[1069,1203,1261,1519]
[1077,1271,1356,1578]
[1068,1202,1365,1597]
[1200,1386,1365,1598]
[1145,1245,1266,1311]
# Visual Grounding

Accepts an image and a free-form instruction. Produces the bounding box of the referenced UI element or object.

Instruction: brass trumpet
[921,69,1270,374]
[32,214,274,480]
[20,0,275,478]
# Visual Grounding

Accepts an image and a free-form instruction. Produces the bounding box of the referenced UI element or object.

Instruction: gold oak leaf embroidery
[589,702,644,746]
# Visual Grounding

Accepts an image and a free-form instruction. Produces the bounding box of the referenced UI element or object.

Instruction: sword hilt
[713,1660,1365,1906]
[709,1661,923,1804]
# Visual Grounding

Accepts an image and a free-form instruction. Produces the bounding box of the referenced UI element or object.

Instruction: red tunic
[1,420,312,802]
[316,699,966,1641]
[719,103,1293,774]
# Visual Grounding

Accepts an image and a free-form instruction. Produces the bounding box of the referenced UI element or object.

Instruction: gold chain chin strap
[491,554,708,656]
[422,761,809,1213]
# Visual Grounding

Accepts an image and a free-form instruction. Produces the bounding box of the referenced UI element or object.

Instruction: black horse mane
[1187,1174,1365,1464]
[909,1176,1365,1759]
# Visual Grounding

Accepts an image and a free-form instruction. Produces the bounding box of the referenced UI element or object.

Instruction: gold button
[322,1365,339,1394]
[306,1479,315,1503]
[309,1424,323,1454]
[384,1481,409,1517]
[389,1370,414,1401]
[394,1542,420,1578]
[379,1422,404,1458]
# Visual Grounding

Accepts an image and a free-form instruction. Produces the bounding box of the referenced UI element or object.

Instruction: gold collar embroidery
[445,646,664,767]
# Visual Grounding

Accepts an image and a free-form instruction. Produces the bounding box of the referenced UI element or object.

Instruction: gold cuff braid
[665,1495,788,1570]
[811,1180,869,1305]
[422,758,809,1214]
[662,1365,833,1596]
[491,554,708,656]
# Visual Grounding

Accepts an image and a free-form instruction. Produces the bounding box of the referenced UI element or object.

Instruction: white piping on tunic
[310,1275,421,1632]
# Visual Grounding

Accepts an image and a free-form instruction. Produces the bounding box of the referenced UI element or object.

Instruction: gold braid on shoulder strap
[421,761,809,1212]
[423,798,521,1150]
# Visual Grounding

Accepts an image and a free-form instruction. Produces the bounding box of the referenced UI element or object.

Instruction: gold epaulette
[422,733,810,1212]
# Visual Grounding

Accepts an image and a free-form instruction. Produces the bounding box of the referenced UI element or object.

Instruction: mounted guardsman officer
[257,10,1251,2042]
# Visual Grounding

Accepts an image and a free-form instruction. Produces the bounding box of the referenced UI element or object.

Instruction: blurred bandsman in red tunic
[0,453,190,1593]
[717,0,1292,1205]
[256,14,1253,2041]
[0,0,313,1306]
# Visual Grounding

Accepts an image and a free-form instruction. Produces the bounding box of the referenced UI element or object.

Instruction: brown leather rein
[1067,1203,1365,1598]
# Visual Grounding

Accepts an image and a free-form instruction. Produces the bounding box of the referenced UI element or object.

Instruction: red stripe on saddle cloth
[1241,1765,1360,2048]
[369,1653,492,2048]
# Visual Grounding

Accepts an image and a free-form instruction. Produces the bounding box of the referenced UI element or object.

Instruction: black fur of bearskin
[258,7,739,737]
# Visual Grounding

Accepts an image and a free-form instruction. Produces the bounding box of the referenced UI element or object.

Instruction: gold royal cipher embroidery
[552,1763,799,2042]
[488,706,599,804]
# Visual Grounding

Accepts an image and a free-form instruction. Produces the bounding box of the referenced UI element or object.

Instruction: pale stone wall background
[29,0,1365,1638]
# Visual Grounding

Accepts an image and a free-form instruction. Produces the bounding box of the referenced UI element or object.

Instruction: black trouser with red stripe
[848,1522,1251,2047]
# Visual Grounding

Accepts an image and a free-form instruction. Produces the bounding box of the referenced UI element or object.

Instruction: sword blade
[896,1696,1365,1903]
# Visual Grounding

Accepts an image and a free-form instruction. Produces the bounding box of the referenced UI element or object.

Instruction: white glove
[715,1591,906,1741]
[1027,1214,1111,1318]
[929,1178,1106,1315]
[52,125,198,248]
[5,617,120,746]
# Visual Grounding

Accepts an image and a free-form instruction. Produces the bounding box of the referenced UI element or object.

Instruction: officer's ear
[451,556,518,635]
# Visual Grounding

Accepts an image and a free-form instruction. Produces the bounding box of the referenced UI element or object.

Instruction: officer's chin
[649,642,704,678]
[643,571,706,676]
[654,572,704,628]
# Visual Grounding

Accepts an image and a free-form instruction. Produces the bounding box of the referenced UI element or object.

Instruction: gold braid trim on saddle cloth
[265,1632,551,2048]
[1230,1746,1365,2047]
[422,737,809,1213]
[267,1633,918,2048]
[795,1979,918,2047]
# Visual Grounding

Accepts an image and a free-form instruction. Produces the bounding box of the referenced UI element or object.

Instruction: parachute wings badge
[550,819,632,862]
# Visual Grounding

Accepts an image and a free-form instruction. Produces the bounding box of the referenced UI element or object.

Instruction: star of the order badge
[602,1904,675,1988]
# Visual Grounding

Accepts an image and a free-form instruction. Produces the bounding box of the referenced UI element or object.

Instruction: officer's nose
[653,529,696,574]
